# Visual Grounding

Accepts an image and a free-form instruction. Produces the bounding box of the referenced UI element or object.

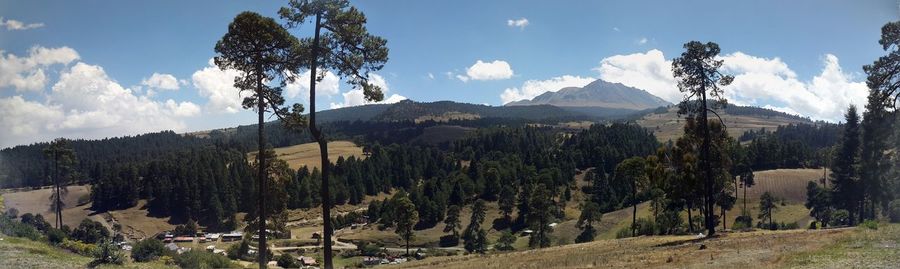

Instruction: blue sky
[0,0,897,148]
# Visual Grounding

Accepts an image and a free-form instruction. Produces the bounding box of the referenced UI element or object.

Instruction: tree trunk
[700,86,715,237]
[256,65,268,269]
[632,178,637,237]
[54,153,62,229]
[687,200,694,233]
[308,13,334,269]
[743,182,747,216]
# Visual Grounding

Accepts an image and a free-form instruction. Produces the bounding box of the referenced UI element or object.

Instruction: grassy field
[387,226,895,269]
[248,140,365,171]
[637,107,810,142]
[0,235,172,269]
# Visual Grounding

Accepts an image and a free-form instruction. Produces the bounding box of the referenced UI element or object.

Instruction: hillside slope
[638,105,813,142]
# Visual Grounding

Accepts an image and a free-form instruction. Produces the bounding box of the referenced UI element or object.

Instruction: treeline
[0,131,213,188]
[89,146,253,231]
[741,123,842,170]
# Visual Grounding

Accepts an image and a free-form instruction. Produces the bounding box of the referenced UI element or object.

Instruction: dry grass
[2,187,174,240]
[638,108,809,142]
[387,228,856,269]
[248,140,365,171]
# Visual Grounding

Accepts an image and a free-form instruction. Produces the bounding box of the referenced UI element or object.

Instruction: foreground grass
[387,227,862,269]
[784,223,900,269]
[0,235,173,269]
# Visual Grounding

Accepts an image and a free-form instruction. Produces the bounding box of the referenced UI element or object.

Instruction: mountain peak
[505,79,671,110]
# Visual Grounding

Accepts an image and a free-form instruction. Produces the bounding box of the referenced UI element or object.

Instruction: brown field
[248,140,365,171]
[387,227,860,269]
[638,107,809,142]
[2,186,174,240]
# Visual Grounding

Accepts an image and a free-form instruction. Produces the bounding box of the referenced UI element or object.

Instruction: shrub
[47,228,68,245]
[616,218,657,238]
[830,209,850,226]
[226,240,251,261]
[808,221,819,230]
[277,253,296,268]
[4,207,18,219]
[174,220,198,236]
[175,250,237,269]
[90,239,125,266]
[733,215,753,230]
[860,220,878,230]
[888,200,900,223]
[71,219,110,244]
[0,215,42,240]
[779,222,799,230]
[495,230,517,250]
[60,239,97,256]
[132,238,170,262]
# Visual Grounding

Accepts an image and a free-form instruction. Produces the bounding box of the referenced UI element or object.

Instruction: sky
[0,0,897,148]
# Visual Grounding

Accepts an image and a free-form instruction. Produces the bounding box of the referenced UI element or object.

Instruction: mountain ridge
[505,79,671,110]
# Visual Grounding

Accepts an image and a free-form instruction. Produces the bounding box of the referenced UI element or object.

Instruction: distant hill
[638,105,814,142]
[506,79,671,110]
[373,100,586,122]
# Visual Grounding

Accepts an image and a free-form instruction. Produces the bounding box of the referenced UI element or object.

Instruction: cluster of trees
[802,22,900,228]
[740,123,842,170]
[90,146,254,231]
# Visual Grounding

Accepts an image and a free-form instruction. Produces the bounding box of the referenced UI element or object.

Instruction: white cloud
[191,59,246,114]
[593,49,680,102]
[427,73,435,80]
[141,72,180,90]
[1,62,200,148]
[592,49,868,122]
[330,74,407,109]
[500,75,596,104]
[0,46,80,92]
[0,17,44,30]
[612,27,621,32]
[507,18,529,29]
[284,70,340,99]
[637,37,648,45]
[457,60,514,82]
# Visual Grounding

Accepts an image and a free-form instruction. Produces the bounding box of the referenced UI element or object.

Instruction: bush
[90,239,125,266]
[60,239,97,256]
[175,250,237,269]
[47,228,68,245]
[495,230,517,250]
[733,215,753,230]
[888,200,900,223]
[0,215,42,240]
[808,221,819,230]
[226,240,251,261]
[174,220,198,236]
[779,222,799,230]
[860,219,878,230]
[830,209,850,226]
[616,218,657,238]
[4,208,18,219]
[71,219,110,244]
[277,253,296,268]
[132,238,170,262]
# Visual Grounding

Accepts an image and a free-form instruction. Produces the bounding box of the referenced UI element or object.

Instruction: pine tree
[214,11,300,268]
[672,41,734,237]
[831,106,862,225]
[279,2,389,267]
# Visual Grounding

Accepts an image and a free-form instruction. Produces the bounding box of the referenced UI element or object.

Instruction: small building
[297,256,318,266]
[222,232,242,242]
[173,236,194,243]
